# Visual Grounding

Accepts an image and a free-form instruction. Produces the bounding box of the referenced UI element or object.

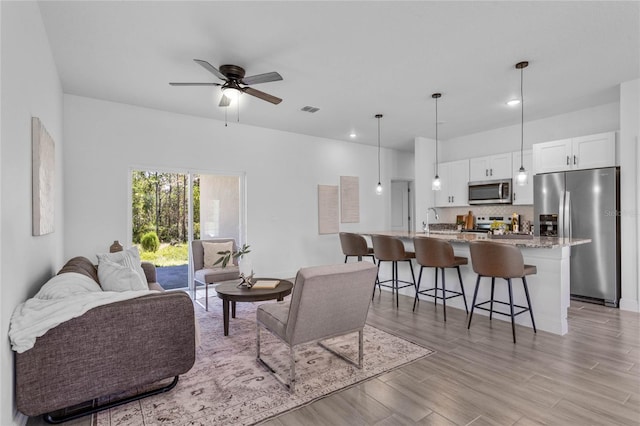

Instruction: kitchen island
[363,231,591,336]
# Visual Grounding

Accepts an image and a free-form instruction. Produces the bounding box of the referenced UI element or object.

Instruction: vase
[109,240,123,253]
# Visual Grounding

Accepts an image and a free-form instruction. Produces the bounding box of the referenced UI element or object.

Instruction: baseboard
[619,297,640,312]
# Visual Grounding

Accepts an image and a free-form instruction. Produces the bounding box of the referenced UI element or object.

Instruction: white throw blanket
[9,272,159,353]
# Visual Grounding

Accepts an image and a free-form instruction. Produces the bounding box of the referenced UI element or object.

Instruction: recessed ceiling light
[349,132,357,138]
[507,99,521,106]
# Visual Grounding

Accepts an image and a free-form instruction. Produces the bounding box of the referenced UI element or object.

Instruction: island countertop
[362,230,591,249]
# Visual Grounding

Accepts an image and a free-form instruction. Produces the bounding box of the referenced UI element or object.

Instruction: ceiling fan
[170,59,283,106]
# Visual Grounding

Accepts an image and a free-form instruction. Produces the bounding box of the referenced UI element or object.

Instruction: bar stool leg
[408,260,417,292]
[373,261,383,300]
[468,275,481,329]
[456,266,469,313]
[393,261,399,308]
[344,255,348,263]
[441,267,447,322]
[433,268,438,306]
[507,278,517,343]
[522,277,537,333]
[413,266,424,312]
[489,277,495,321]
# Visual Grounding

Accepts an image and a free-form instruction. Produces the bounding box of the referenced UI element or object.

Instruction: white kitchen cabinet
[434,159,469,207]
[533,132,616,174]
[572,132,616,170]
[469,153,512,181]
[511,150,533,205]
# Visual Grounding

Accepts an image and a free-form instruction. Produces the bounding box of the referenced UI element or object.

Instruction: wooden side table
[215,279,293,336]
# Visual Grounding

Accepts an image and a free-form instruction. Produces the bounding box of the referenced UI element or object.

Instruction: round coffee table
[215,279,293,336]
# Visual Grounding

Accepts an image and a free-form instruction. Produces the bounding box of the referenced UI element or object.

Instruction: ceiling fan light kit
[169,59,283,121]
[516,61,529,186]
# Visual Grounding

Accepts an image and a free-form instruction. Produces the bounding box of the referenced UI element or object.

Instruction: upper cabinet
[511,150,533,205]
[434,159,469,207]
[469,153,512,181]
[533,132,616,174]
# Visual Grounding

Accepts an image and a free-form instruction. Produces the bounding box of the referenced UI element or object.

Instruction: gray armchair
[256,262,378,391]
[191,238,240,310]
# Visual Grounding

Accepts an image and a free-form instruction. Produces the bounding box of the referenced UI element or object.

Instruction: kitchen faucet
[422,207,439,233]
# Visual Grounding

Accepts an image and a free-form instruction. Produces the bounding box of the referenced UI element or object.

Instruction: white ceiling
[38,1,639,151]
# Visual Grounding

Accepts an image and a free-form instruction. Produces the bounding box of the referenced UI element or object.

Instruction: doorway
[130,169,245,291]
[390,180,415,233]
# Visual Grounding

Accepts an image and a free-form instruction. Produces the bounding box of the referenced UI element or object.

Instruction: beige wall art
[318,184,339,234]
[340,176,360,223]
[32,117,55,236]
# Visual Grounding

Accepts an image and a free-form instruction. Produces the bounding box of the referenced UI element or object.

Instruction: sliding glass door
[130,169,245,291]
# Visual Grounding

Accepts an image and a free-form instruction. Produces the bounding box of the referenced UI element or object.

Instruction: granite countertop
[363,231,591,249]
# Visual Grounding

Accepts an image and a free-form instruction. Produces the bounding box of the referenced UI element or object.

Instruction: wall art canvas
[318,184,339,234]
[340,176,360,223]
[32,117,55,236]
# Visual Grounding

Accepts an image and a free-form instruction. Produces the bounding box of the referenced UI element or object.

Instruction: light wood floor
[27,291,640,426]
[263,292,640,426]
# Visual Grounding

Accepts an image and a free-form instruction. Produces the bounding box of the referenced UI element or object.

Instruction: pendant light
[375,114,383,195]
[431,93,442,191]
[516,61,529,186]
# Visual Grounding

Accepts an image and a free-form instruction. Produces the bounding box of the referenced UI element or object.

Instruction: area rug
[95,297,435,426]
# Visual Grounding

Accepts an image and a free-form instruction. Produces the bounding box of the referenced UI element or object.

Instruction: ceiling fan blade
[242,87,282,105]
[241,72,283,85]
[219,94,231,107]
[193,59,226,81]
[169,82,221,86]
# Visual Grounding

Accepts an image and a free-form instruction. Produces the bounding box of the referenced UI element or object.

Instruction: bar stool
[371,235,416,308]
[412,237,469,321]
[339,232,376,264]
[468,240,537,343]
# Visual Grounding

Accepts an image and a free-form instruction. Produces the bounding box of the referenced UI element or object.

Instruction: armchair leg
[289,346,296,392]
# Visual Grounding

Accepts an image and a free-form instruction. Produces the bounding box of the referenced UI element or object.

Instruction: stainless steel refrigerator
[534,167,620,307]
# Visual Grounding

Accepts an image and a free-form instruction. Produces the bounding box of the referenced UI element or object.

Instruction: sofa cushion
[97,247,148,290]
[98,259,149,291]
[57,256,99,284]
[202,241,234,268]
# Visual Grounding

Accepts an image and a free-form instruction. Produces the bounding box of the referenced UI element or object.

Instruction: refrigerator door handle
[565,191,572,240]
[559,194,565,238]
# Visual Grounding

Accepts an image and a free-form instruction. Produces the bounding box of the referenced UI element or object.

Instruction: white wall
[0,2,64,425]
[442,102,620,161]
[63,95,399,278]
[619,79,640,312]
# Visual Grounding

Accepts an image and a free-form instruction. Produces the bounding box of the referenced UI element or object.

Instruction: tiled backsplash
[426,205,534,225]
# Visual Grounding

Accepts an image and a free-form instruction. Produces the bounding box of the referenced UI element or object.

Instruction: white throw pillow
[96,246,148,290]
[203,241,234,268]
[98,258,149,291]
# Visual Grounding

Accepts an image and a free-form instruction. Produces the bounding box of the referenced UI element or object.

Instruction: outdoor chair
[256,262,378,392]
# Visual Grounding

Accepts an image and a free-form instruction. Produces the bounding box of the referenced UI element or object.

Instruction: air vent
[301,106,320,113]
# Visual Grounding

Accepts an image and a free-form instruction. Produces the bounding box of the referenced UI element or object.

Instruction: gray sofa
[14,256,196,422]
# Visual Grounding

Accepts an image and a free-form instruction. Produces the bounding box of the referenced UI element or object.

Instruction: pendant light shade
[432,93,442,191]
[516,61,528,186]
[375,114,383,195]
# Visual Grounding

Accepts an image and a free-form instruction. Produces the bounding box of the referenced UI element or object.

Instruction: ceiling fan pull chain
[225,105,228,127]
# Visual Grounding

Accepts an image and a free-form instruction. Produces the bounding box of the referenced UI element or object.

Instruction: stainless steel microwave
[468,179,512,205]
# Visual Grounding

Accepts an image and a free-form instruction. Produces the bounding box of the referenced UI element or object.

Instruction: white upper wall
[63,95,398,278]
[441,102,620,162]
[0,2,64,425]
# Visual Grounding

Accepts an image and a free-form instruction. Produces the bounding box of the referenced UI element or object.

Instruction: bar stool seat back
[412,237,469,320]
[468,240,537,343]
